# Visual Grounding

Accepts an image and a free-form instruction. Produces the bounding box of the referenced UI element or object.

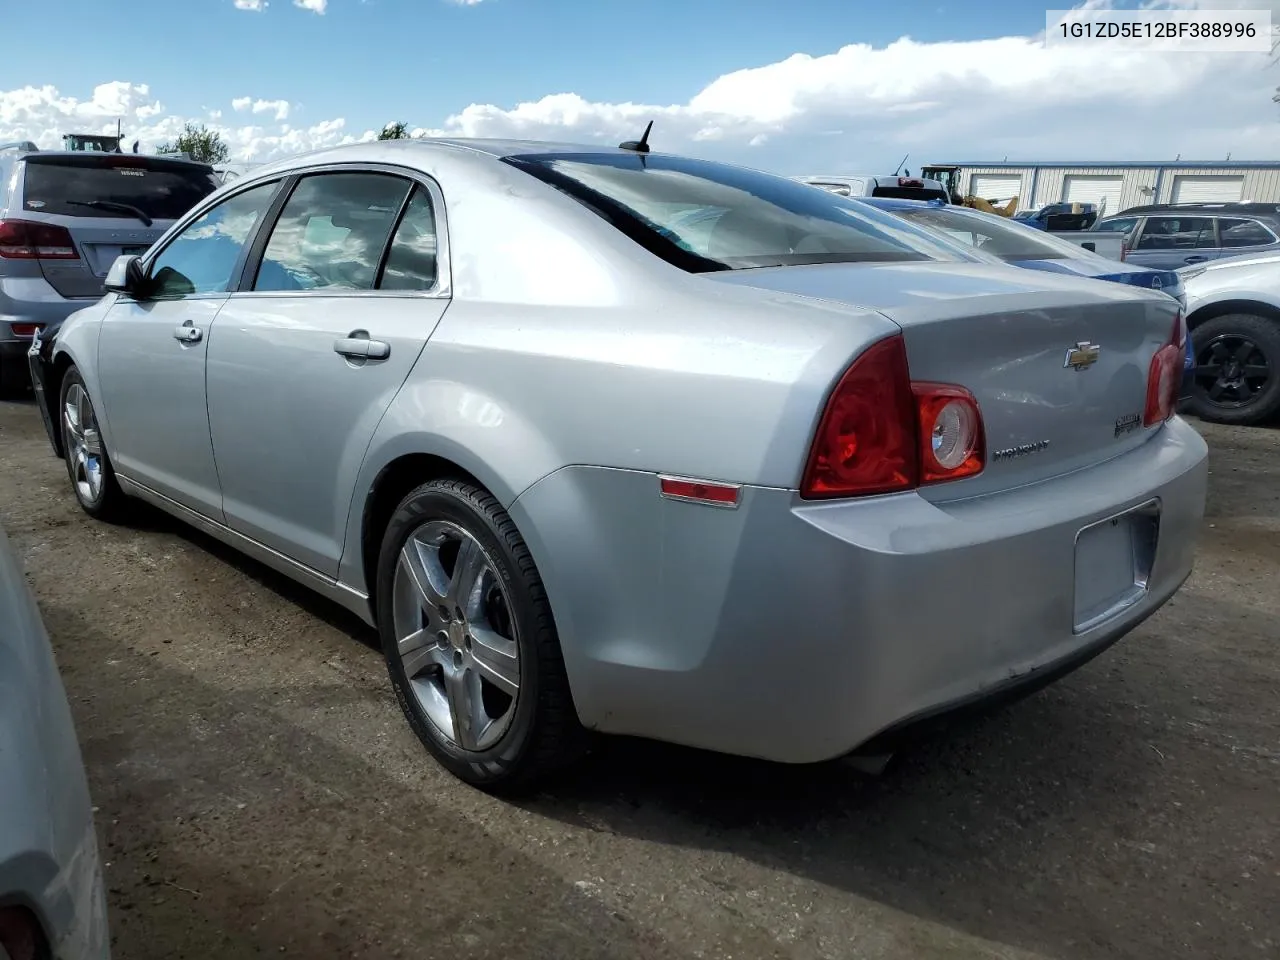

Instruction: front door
[96,182,281,520]
[206,170,449,576]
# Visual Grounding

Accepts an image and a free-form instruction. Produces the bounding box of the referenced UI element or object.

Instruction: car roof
[859,196,938,211]
[1108,203,1280,218]
[15,149,215,171]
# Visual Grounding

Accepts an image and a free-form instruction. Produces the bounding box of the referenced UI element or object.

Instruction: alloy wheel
[1193,334,1272,409]
[63,383,105,504]
[391,520,521,752]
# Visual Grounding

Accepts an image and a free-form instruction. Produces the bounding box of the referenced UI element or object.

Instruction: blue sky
[1,0,1277,169]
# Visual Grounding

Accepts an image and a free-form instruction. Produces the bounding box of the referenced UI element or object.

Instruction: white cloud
[3,0,1279,170]
[294,0,326,12]
[234,0,267,9]
[232,97,291,121]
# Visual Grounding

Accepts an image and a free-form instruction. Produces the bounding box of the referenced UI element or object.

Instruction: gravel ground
[1,396,1277,960]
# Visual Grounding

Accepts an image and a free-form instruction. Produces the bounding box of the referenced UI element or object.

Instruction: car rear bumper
[511,417,1209,764]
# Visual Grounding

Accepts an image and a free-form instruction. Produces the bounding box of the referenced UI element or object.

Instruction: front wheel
[1185,313,1280,426]
[376,478,586,792]
[59,367,129,521]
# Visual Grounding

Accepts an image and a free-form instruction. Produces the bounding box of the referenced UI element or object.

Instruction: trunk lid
[17,153,217,299]
[705,261,1179,499]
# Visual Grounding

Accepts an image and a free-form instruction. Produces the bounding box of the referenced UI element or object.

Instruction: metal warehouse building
[934,161,1280,215]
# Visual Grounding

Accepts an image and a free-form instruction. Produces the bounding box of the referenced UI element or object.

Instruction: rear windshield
[21,156,219,221]
[503,153,970,272]
[890,205,1096,261]
[870,186,950,202]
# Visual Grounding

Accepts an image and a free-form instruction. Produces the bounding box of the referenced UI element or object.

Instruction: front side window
[505,153,969,272]
[253,173,412,292]
[1135,216,1215,250]
[148,182,278,298]
[1218,217,1278,248]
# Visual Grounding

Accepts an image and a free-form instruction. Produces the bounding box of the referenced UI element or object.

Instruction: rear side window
[253,173,411,292]
[1218,217,1277,248]
[505,152,968,271]
[21,156,218,221]
[378,188,439,291]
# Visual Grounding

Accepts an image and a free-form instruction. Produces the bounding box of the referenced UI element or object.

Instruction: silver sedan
[0,524,110,958]
[32,138,1208,790]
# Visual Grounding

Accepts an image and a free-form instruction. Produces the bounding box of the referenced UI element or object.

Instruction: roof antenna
[892,153,909,176]
[619,120,653,154]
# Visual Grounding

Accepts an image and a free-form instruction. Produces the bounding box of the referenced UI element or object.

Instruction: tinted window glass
[378,188,439,291]
[893,206,1083,260]
[1135,216,1215,250]
[254,173,411,292]
[22,156,218,221]
[505,153,968,272]
[1094,216,1139,233]
[1218,217,1277,248]
[148,183,277,298]
[870,187,950,202]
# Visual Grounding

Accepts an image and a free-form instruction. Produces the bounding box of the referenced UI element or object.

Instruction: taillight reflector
[10,323,41,338]
[801,335,986,499]
[1143,310,1186,426]
[0,218,79,260]
[659,476,741,507]
[913,384,985,484]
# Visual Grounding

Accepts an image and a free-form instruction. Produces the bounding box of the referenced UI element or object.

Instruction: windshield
[504,153,972,272]
[889,204,1103,261]
[21,156,219,221]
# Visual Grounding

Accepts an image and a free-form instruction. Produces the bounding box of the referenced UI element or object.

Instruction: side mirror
[104,255,146,297]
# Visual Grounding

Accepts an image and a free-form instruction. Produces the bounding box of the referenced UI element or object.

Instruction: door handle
[334,332,390,361]
[1184,255,1207,263]
[173,324,203,343]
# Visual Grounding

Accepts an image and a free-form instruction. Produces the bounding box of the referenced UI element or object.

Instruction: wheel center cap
[448,620,467,652]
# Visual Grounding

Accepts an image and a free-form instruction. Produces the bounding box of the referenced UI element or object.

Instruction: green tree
[157,122,230,165]
[378,121,411,140]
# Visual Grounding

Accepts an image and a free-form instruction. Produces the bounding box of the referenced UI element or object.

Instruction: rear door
[16,154,219,299]
[1125,215,1217,270]
[205,167,450,576]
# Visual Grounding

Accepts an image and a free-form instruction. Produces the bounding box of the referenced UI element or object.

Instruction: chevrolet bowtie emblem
[1064,341,1101,371]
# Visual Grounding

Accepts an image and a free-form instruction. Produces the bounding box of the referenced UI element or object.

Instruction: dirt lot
[0,397,1276,960]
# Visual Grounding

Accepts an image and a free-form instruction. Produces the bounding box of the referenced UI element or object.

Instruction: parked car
[794,174,951,202]
[30,139,1207,790]
[1178,251,1280,424]
[1095,203,1280,272]
[861,197,1195,398]
[0,142,219,395]
[0,523,110,959]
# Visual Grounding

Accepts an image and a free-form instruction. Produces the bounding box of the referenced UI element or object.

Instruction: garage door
[1170,175,1245,204]
[969,175,1022,203]
[1063,175,1124,216]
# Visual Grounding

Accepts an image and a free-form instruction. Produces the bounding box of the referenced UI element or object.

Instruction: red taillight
[0,219,79,260]
[1143,310,1186,427]
[913,383,985,484]
[1120,241,1128,262]
[800,335,986,499]
[10,323,42,337]
[659,475,741,507]
[0,906,45,960]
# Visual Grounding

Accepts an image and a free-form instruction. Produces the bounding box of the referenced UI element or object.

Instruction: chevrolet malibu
[30,138,1208,790]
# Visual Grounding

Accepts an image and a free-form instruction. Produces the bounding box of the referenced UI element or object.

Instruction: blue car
[862,197,1195,399]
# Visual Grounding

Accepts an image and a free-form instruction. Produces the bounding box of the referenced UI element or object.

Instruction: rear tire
[1186,313,1280,426]
[59,367,130,522]
[376,477,586,793]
